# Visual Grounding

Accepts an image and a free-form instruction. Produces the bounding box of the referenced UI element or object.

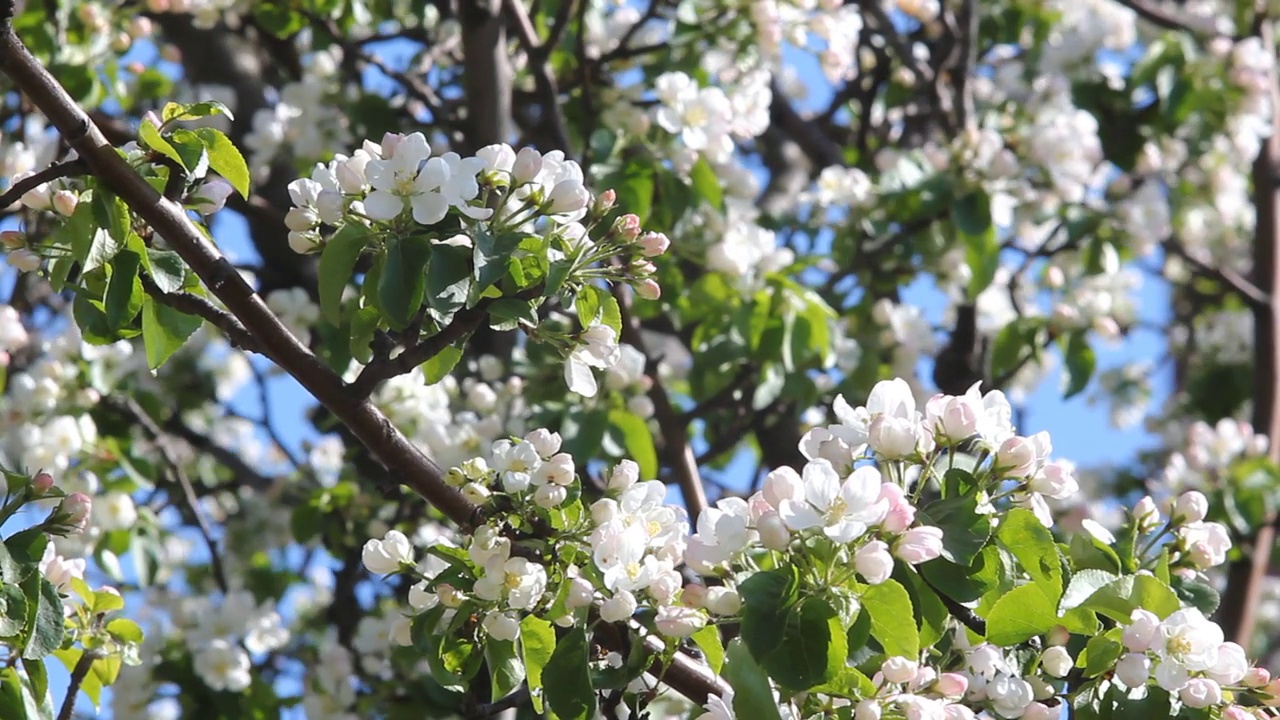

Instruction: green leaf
[317,224,370,326]
[104,251,144,332]
[106,618,144,644]
[607,410,657,481]
[167,128,211,178]
[918,495,992,565]
[485,639,525,704]
[598,293,622,335]
[955,190,999,298]
[520,615,556,714]
[193,127,251,198]
[689,156,724,210]
[986,581,1058,646]
[690,625,724,675]
[20,575,63,660]
[141,248,186,294]
[611,163,654,224]
[860,579,919,658]
[138,119,185,170]
[141,297,203,370]
[724,639,783,720]
[1061,331,1095,399]
[920,548,1001,605]
[1172,576,1220,616]
[1080,574,1181,622]
[739,567,799,663]
[543,626,595,720]
[19,660,45,708]
[422,344,464,385]
[1058,569,1120,616]
[1078,630,1124,678]
[425,243,472,323]
[162,100,235,123]
[576,285,602,328]
[378,236,431,329]
[470,227,522,306]
[0,584,28,638]
[997,508,1062,590]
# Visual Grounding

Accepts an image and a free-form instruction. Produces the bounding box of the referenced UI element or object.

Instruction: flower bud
[533,484,567,509]
[380,132,405,157]
[996,436,1038,478]
[1115,652,1150,687]
[1245,667,1271,688]
[881,657,918,684]
[31,471,54,494]
[59,493,92,534]
[0,231,24,249]
[482,612,521,641]
[462,482,492,504]
[159,44,182,63]
[590,498,618,525]
[547,179,590,214]
[600,590,637,622]
[1179,678,1222,708]
[284,207,319,232]
[565,577,595,609]
[512,147,543,183]
[191,177,234,215]
[51,190,78,217]
[1040,646,1072,678]
[7,249,41,273]
[1123,609,1160,651]
[855,700,881,720]
[1175,490,1208,524]
[935,673,968,698]
[597,188,616,210]
[855,540,894,584]
[615,213,642,241]
[437,583,464,607]
[637,231,670,257]
[1022,702,1057,720]
[112,31,133,53]
[129,16,153,38]
[524,429,563,457]
[757,511,791,551]
[655,605,706,637]
[704,587,741,616]
[635,278,662,300]
[1134,495,1160,532]
[606,460,639,492]
[894,526,943,565]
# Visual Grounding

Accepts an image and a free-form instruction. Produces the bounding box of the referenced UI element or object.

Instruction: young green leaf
[317,224,370,326]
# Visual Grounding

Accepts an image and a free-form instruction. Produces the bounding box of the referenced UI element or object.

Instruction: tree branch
[139,274,263,353]
[505,0,573,152]
[1163,237,1270,310]
[0,157,84,207]
[613,285,709,522]
[56,650,98,720]
[350,301,494,398]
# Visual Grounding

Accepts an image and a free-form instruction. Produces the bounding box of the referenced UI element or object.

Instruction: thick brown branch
[0,14,476,531]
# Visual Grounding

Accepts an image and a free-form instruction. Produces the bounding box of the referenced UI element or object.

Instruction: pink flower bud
[129,17,153,38]
[996,435,1039,478]
[31,471,54,494]
[637,231,670,257]
[635,278,661,300]
[1245,668,1271,688]
[616,213,642,240]
[7,249,41,273]
[547,179,590,214]
[935,673,968,698]
[598,188,616,209]
[59,493,92,534]
[757,511,791,551]
[682,584,708,608]
[51,189,79,217]
[512,147,543,184]
[0,230,25,249]
[878,483,916,533]
[894,526,943,565]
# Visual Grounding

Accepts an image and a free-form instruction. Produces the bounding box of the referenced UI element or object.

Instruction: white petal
[363,191,404,220]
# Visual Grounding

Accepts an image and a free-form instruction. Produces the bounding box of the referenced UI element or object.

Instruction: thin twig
[56,649,98,720]
[506,0,573,151]
[0,158,85,207]
[112,396,230,593]
[1163,237,1271,310]
[139,274,263,353]
[613,284,709,522]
